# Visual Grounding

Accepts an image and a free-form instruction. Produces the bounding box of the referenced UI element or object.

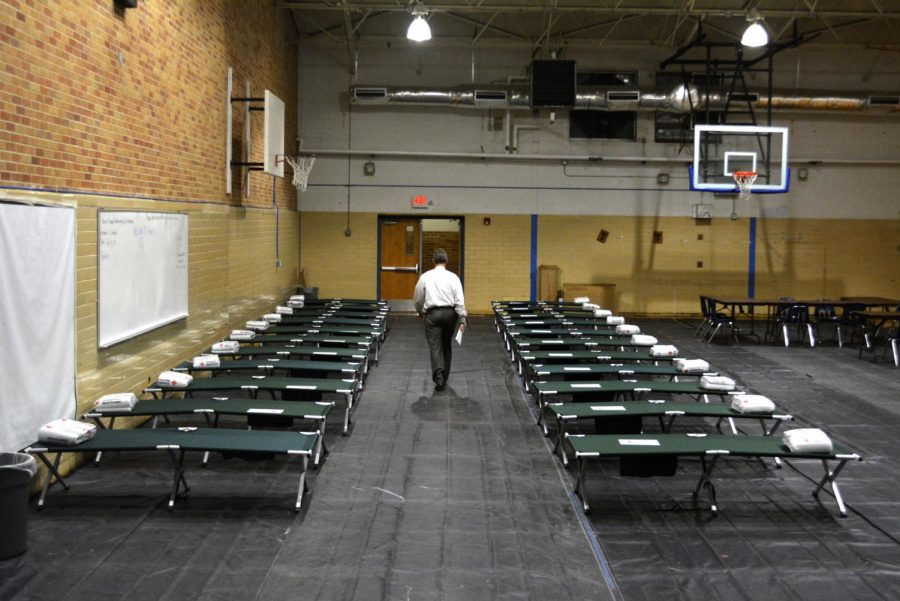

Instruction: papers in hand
[455,326,464,345]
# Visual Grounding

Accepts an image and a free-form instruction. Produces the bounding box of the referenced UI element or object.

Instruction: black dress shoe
[434,373,445,391]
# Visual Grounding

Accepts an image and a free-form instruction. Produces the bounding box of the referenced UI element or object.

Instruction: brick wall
[1,0,301,479]
[422,231,460,275]
[0,0,296,208]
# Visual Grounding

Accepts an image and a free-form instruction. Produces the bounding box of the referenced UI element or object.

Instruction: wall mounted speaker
[115,0,138,8]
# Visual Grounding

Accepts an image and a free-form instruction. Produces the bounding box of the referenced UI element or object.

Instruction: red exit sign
[411,195,429,209]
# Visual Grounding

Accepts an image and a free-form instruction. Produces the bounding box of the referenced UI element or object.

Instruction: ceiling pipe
[350,84,900,114]
[293,147,900,167]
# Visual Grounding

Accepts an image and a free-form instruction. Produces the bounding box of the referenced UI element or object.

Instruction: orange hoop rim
[733,170,758,179]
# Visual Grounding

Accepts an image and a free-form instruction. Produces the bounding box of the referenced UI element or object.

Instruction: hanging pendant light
[407,6,431,42]
[741,8,768,47]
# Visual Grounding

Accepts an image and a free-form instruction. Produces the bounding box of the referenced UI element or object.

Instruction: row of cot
[492,299,862,517]
[24,296,389,512]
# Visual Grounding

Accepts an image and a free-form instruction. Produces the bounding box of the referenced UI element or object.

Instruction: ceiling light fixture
[407,5,431,42]
[741,8,769,47]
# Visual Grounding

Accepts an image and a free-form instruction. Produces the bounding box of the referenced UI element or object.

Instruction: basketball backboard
[263,90,285,178]
[690,124,790,193]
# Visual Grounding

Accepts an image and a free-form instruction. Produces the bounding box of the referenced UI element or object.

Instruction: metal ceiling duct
[349,85,900,114]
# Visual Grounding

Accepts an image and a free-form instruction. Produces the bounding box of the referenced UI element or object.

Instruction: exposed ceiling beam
[275,1,900,20]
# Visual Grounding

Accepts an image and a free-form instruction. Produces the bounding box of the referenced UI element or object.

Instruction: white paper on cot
[590,406,626,411]
[618,439,661,446]
[247,408,285,414]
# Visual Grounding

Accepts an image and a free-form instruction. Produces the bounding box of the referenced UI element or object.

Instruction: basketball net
[284,155,316,192]
[733,170,758,203]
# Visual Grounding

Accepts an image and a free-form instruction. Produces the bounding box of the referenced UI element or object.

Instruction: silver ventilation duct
[350,85,900,114]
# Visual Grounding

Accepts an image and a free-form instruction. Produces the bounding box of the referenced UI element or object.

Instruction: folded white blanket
[582,303,600,310]
[783,428,833,454]
[573,296,590,304]
[157,370,193,388]
[192,354,220,368]
[650,344,678,358]
[592,309,612,318]
[211,340,240,353]
[246,320,269,331]
[276,305,293,315]
[700,375,735,391]
[230,329,256,341]
[730,394,775,414]
[93,393,138,413]
[289,295,305,303]
[288,300,305,308]
[673,358,710,373]
[38,419,97,446]
[616,324,641,335]
[606,316,625,325]
[263,313,282,323]
[631,334,658,346]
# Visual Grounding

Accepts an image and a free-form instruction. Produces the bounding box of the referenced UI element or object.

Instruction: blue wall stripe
[530,214,538,302]
[748,217,757,298]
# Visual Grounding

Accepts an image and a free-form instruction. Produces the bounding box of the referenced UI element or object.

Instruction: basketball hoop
[733,170,758,203]
[283,154,316,192]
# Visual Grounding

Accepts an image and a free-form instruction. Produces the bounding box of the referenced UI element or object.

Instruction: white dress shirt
[413,265,467,321]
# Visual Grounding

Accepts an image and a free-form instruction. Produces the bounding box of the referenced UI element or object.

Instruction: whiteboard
[0,202,76,452]
[98,211,188,348]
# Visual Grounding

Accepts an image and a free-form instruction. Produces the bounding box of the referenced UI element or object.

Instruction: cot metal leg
[892,338,899,367]
[573,456,590,513]
[553,418,568,466]
[707,323,722,343]
[294,456,309,512]
[783,325,790,347]
[342,392,353,435]
[166,449,189,510]
[536,392,549,436]
[807,324,816,347]
[34,452,67,509]
[813,458,851,517]
[693,454,722,516]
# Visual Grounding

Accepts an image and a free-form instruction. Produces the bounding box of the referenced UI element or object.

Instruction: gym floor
[2,315,899,601]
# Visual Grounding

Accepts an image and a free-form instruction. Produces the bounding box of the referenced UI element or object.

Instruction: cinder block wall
[1,1,300,475]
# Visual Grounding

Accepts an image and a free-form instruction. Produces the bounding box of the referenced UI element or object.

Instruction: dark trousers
[424,307,458,382]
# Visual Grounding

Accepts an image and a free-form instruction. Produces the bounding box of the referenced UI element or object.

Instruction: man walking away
[413,248,467,391]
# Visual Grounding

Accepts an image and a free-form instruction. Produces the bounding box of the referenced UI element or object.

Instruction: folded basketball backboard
[263,90,285,178]
[690,124,790,193]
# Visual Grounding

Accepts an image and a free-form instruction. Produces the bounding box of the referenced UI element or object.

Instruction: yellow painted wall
[539,215,900,315]
[299,212,379,299]
[464,214,532,311]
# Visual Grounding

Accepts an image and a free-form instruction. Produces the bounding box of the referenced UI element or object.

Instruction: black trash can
[0,452,38,559]
[298,287,319,301]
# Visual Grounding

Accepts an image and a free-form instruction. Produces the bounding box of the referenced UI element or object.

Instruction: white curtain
[0,202,76,452]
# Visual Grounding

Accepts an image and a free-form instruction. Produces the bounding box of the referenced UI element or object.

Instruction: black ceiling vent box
[531,60,576,108]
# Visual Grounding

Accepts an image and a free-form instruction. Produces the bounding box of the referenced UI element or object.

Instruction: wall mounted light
[407,5,431,42]
[741,8,769,47]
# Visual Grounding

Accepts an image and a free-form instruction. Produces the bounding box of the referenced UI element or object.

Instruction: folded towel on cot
[573,297,590,304]
[730,394,775,414]
[606,316,625,325]
[582,303,600,310]
[246,320,270,331]
[192,354,220,368]
[650,344,678,357]
[616,324,641,335]
[276,305,293,315]
[230,329,256,341]
[673,358,710,373]
[783,428,833,454]
[38,419,97,446]
[700,375,735,391]
[93,393,138,413]
[631,334,658,346]
[157,371,193,388]
[211,340,240,353]
[263,313,282,323]
[593,309,612,318]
